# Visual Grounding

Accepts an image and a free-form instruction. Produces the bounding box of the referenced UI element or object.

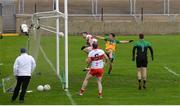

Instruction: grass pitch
[0,35,180,105]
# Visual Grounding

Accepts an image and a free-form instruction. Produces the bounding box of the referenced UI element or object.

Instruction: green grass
[0,35,180,105]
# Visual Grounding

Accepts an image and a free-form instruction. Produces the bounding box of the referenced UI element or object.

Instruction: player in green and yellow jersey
[95,33,133,74]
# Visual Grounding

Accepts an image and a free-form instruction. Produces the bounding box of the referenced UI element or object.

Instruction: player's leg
[108,62,113,74]
[19,76,31,102]
[97,77,103,98]
[105,51,111,74]
[83,46,92,54]
[79,71,93,95]
[107,50,114,74]
[96,69,104,98]
[142,67,147,89]
[83,48,89,54]
[137,68,142,90]
[141,57,148,89]
[11,76,23,102]
[109,50,113,59]
[136,57,142,90]
[82,47,92,71]
[81,45,88,51]
[83,58,91,71]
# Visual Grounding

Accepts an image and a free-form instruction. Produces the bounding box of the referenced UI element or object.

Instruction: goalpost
[1,0,69,93]
[30,0,69,90]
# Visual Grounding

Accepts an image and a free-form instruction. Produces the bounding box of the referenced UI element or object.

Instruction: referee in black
[11,48,36,103]
[132,34,154,90]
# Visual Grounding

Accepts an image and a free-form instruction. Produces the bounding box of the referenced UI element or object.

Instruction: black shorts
[136,56,148,68]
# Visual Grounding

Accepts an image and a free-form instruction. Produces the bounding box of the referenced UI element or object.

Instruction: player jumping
[81,32,98,54]
[132,34,154,90]
[95,33,133,74]
[79,42,109,98]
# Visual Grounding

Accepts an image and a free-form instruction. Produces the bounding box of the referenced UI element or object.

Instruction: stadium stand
[14,0,180,14]
[2,0,180,34]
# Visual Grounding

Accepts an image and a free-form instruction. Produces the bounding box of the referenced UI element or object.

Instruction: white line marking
[39,46,61,79]
[39,46,77,105]
[164,66,180,77]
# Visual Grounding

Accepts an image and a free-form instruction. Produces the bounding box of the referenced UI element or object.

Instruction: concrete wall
[0,16,2,33]
[15,0,180,14]
[68,21,180,35]
[15,15,180,35]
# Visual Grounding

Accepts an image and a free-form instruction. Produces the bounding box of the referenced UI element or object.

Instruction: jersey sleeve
[146,41,152,47]
[148,42,152,46]
[13,58,19,76]
[104,36,109,41]
[116,40,121,44]
[133,42,138,46]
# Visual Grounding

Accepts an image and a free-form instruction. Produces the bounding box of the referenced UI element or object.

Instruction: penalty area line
[39,46,77,105]
[164,66,180,77]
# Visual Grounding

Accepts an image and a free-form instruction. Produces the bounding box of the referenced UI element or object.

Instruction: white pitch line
[39,46,61,80]
[164,66,180,77]
[39,46,77,105]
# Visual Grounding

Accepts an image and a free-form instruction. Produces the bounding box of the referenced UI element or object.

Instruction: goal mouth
[28,3,68,89]
[0,0,69,93]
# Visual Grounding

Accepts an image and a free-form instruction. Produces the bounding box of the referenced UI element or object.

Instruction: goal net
[1,0,68,93]
[29,9,68,90]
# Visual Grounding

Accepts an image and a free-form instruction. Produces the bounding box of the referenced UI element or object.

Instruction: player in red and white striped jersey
[81,32,98,53]
[79,42,109,98]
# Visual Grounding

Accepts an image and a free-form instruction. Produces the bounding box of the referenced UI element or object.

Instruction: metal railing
[15,0,180,22]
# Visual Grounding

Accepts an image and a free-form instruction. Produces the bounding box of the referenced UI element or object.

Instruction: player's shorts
[136,56,148,68]
[105,51,115,62]
[89,68,104,78]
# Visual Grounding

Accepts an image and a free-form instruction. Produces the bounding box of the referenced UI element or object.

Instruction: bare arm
[120,40,134,44]
[120,40,130,44]
[104,53,109,63]
[87,57,92,66]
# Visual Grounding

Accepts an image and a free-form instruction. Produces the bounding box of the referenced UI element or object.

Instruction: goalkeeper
[95,33,133,74]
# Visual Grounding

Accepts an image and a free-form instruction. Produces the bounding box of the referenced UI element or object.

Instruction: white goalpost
[31,0,69,90]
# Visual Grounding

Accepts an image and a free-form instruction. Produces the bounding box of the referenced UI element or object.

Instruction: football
[37,85,44,91]
[59,32,64,37]
[44,84,51,91]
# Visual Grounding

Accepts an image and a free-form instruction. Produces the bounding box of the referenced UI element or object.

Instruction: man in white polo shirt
[11,48,36,103]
